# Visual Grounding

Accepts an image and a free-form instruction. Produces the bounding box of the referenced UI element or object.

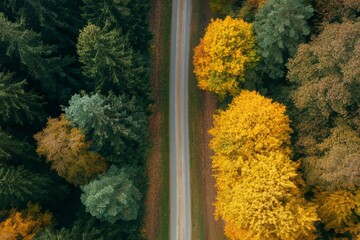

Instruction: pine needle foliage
[0,71,42,124]
[80,166,141,223]
[0,165,52,208]
[0,13,78,101]
[77,24,150,102]
[254,0,313,79]
[63,93,147,163]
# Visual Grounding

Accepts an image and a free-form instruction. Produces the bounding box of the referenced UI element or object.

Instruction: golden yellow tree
[315,190,360,234]
[210,90,318,239]
[34,114,108,185]
[193,17,259,99]
[0,203,52,240]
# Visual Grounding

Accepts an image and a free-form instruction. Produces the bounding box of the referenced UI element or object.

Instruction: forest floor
[188,0,226,239]
[144,0,171,239]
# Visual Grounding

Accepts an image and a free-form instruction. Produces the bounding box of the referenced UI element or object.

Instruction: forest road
[169,0,192,239]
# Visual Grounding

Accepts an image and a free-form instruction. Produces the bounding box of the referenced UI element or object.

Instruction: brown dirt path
[144,1,168,239]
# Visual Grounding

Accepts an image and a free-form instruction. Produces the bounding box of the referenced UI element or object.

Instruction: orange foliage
[193,17,259,99]
[34,114,108,185]
[0,203,52,240]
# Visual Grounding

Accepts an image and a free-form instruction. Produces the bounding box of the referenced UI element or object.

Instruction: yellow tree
[0,203,52,240]
[209,90,318,239]
[34,114,108,186]
[193,16,259,99]
[314,190,360,234]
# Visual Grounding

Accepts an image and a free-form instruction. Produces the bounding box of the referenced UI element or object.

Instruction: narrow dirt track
[169,0,192,239]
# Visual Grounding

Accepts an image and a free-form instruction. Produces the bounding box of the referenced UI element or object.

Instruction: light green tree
[80,166,141,223]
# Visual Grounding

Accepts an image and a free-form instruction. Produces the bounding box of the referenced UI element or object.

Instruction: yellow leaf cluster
[315,190,360,233]
[210,91,318,239]
[34,114,108,185]
[209,90,292,160]
[0,203,52,240]
[193,16,259,99]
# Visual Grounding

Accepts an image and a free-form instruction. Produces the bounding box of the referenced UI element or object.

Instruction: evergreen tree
[81,0,151,51]
[0,71,42,124]
[253,0,313,79]
[1,0,83,51]
[0,129,25,162]
[0,165,52,208]
[0,13,79,102]
[77,24,150,103]
[80,166,141,223]
[63,93,147,164]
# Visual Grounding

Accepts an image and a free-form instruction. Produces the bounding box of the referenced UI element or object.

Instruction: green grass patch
[158,0,172,239]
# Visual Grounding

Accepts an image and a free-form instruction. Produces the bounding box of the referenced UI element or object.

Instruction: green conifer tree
[254,0,313,79]
[0,165,52,208]
[77,24,150,102]
[0,13,79,101]
[80,166,141,223]
[64,93,147,164]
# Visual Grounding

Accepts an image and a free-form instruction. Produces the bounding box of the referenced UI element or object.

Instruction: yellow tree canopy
[0,203,52,240]
[315,190,360,234]
[209,90,293,161]
[34,114,108,185]
[209,91,318,239]
[193,16,259,99]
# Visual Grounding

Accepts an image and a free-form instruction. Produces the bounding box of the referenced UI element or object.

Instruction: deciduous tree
[0,203,52,240]
[34,114,107,185]
[287,20,360,120]
[193,16,259,99]
[314,190,360,234]
[209,91,317,239]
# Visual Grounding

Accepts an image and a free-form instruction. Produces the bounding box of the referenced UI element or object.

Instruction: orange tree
[193,16,259,99]
[209,90,318,239]
[0,203,52,240]
[34,114,108,186]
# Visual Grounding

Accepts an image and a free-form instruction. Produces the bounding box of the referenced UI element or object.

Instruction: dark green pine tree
[0,164,52,208]
[0,0,84,52]
[253,0,313,79]
[81,0,152,52]
[0,70,43,124]
[77,24,150,103]
[0,129,26,162]
[63,93,147,164]
[0,13,80,102]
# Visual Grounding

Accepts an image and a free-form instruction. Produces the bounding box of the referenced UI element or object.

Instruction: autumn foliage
[210,91,318,239]
[193,16,259,98]
[0,203,52,240]
[34,114,108,185]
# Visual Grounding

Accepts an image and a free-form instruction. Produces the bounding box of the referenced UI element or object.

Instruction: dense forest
[0,0,152,239]
[194,0,359,239]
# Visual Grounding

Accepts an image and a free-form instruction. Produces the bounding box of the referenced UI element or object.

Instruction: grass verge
[188,0,207,238]
[159,1,172,239]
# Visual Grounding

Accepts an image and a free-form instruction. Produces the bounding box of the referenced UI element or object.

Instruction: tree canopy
[193,16,259,99]
[80,166,141,223]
